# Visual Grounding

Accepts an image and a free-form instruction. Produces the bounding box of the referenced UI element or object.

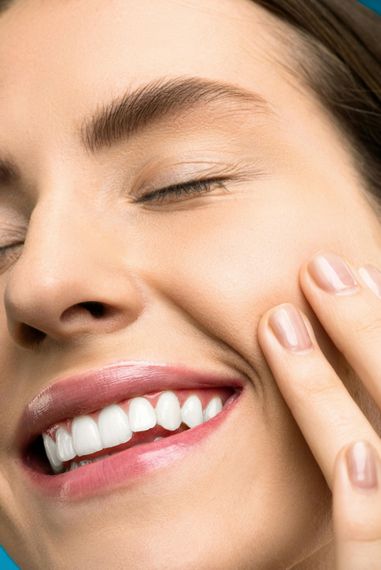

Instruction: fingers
[257,302,380,487]
[299,251,381,408]
[257,250,381,487]
[334,440,381,570]
[257,249,381,569]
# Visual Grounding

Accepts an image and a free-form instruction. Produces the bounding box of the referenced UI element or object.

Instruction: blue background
[358,0,381,15]
[0,547,20,569]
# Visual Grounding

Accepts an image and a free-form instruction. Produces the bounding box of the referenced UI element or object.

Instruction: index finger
[257,301,380,488]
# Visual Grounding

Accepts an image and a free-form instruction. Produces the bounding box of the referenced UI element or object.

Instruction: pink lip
[16,361,245,448]
[17,390,242,501]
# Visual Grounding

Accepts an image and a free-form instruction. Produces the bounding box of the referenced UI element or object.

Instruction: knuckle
[290,359,338,400]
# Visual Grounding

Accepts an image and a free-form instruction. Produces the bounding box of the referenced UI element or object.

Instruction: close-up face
[0,1,380,568]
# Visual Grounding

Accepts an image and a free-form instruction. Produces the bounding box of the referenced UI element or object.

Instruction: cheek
[136,194,313,362]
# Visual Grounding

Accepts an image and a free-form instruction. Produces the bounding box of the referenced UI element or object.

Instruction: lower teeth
[65,453,112,472]
[64,436,166,472]
[64,437,165,473]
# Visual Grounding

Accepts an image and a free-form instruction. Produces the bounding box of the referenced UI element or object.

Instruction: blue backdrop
[358,0,381,15]
[0,547,20,569]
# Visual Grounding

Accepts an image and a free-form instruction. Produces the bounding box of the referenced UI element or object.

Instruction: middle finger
[299,250,381,409]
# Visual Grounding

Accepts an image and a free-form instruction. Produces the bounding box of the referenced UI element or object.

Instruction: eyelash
[0,177,230,257]
[134,176,231,204]
[0,242,23,259]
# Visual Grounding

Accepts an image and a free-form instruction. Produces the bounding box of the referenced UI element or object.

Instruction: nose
[4,203,145,349]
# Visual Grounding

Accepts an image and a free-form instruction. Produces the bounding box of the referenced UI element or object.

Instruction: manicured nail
[268,304,313,352]
[345,441,379,490]
[358,264,381,299]
[307,252,359,294]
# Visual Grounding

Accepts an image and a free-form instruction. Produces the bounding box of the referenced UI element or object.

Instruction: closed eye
[0,241,24,255]
[133,177,232,204]
[0,179,228,259]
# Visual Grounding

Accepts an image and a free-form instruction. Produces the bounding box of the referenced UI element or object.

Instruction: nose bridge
[4,195,144,347]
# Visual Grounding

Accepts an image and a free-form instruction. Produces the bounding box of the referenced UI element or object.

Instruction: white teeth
[203,396,223,421]
[42,433,63,473]
[55,427,76,462]
[98,404,132,448]
[66,453,112,472]
[71,415,103,456]
[43,392,228,474]
[181,395,203,428]
[128,397,156,432]
[78,459,93,466]
[155,391,181,431]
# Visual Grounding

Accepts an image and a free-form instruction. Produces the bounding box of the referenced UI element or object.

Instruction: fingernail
[358,264,381,299]
[268,304,313,352]
[345,441,379,490]
[308,252,359,295]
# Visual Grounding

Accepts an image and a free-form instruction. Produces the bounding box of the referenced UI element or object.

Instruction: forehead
[0,0,280,71]
[0,0,290,117]
[0,0,338,183]
[0,1,362,236]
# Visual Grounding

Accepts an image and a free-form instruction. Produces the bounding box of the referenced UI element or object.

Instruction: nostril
[79,301,105,318]
[17,324,46,348]
[13,302,107,347]
[61,301,107,322]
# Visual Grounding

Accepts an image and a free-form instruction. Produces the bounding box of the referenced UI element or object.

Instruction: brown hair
[252,0,381,211]
[1,0,380,209]
[0,0,12,13]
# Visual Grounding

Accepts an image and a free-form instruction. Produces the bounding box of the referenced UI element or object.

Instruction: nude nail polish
[345,441,378,490]
[308,252,359,294]
[358,264,381,299]
[268,305,313,352]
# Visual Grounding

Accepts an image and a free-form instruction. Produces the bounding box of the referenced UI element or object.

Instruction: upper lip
[16,360,245,453]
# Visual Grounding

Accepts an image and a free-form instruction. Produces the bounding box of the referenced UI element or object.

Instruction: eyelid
[0,241,24,252]
[130,158,267,200]
[133,176,230,204]
[0,225,26,253]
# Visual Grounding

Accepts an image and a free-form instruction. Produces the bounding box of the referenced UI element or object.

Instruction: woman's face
[1,1,380,568]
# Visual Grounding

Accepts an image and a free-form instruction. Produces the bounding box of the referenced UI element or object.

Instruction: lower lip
[18,390,242,501]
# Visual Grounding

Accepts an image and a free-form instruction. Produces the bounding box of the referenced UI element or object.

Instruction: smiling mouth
[24,387,237,476]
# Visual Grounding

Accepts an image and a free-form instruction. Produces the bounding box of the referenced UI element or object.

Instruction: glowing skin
[0,0,380,568]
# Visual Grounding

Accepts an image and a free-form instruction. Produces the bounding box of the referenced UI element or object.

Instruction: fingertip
[345,440,379,492]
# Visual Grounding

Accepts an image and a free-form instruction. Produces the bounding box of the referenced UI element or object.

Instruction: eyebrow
[0,76,276,184]
[79,76,276,153]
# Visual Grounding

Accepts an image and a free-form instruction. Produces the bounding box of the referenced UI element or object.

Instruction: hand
[257,250,381,570]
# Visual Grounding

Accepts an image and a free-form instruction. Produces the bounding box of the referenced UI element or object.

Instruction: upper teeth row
[42,391,223,473]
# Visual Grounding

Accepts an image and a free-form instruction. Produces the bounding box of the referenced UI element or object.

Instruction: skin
[0,0,380,568]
